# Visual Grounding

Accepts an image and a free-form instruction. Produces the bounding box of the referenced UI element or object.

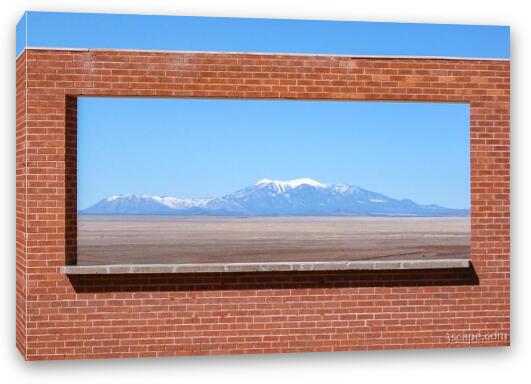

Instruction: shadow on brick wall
[65,95,77,266]
[67,265,479,293]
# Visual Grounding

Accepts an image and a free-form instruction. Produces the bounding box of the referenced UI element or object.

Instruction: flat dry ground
[77,216,471,265]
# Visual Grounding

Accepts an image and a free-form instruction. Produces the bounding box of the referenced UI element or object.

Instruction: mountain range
[79,178,469,217]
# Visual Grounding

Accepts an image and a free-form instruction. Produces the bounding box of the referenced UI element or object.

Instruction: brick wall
[15,49,510,360]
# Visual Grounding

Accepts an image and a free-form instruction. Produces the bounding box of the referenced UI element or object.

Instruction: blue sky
[78,98,470,210]
[17,12,509,59]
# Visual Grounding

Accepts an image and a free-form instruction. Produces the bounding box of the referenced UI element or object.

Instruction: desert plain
[77,215,471,265]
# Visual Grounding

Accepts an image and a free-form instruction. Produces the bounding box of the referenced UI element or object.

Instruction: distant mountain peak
[256,178,328,189]
[81,178,469,217]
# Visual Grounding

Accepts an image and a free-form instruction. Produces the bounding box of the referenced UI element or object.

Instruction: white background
[0,1,528,383]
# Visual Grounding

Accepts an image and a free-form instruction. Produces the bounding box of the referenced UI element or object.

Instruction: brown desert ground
[77,215,471,265]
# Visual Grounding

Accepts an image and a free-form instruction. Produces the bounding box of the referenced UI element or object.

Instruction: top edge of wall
[16,46,511,62]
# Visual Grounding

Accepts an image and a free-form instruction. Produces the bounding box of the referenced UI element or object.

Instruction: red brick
[15,49,510,361]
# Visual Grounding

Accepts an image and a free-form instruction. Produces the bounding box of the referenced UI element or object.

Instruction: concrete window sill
[60,259,470,274]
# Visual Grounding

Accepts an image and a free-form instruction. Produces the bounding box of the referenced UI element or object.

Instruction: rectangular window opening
[73,97,471,272]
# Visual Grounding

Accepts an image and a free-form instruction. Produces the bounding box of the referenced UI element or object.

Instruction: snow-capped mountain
[80,178,469,217]
[80,194,211,215]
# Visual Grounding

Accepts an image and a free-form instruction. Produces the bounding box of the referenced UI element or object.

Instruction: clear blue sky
[78,98,470,210]
[17,11,509,58]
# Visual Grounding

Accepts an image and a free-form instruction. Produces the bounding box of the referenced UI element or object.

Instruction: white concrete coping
[60,259,470,274]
